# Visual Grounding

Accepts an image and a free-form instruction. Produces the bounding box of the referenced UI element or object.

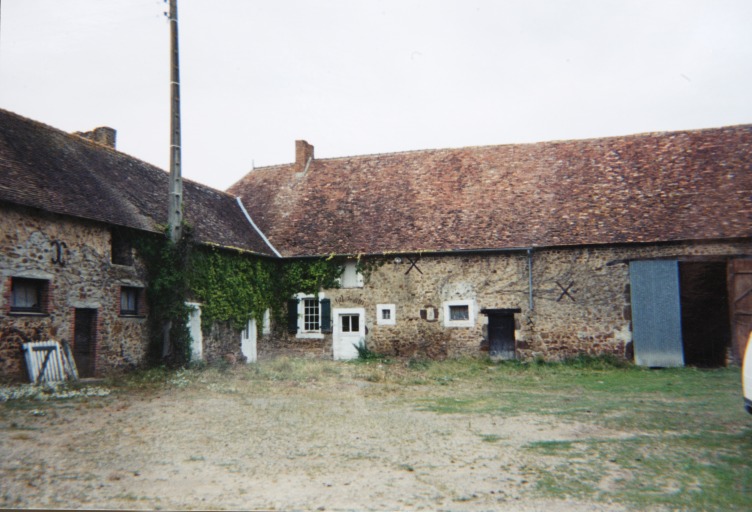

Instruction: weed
[353,342,390,363]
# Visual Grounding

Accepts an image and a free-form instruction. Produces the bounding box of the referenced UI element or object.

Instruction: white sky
[2,0,751,190]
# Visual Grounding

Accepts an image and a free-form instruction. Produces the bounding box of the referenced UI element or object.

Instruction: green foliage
[353,341,388,362]
[135,228,343,366]
[354,256,387,285]
[189,250,343,331]
[190,248,280,329]
[281,259,343,297]
[134,229,194,367]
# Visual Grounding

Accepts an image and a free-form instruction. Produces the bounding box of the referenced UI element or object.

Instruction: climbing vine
[135,227,344,368]
[134,227,194,367]
[188,250,342,331]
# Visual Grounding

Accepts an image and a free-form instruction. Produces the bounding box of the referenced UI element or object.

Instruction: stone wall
[263,240,751,362]
[0,204,149,382]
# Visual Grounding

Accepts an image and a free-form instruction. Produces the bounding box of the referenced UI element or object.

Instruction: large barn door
[629,260,685,367]
[729,259,752,364]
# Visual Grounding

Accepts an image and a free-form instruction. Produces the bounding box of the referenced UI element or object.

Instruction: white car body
[744,333,752,414]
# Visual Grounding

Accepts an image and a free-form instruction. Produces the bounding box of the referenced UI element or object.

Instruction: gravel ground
[0,366,632,511]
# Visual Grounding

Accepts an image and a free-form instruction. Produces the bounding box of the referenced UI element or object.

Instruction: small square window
[443,300,475,328]
[376,304,396,326]
[449,305,469,321]
[11,278,47,313]
[120,287,142,316]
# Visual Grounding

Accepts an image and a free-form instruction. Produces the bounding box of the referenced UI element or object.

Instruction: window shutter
[320,298,332,333]
[287,299,299,333]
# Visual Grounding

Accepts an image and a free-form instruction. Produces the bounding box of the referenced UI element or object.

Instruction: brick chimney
[295,140,314,171]
[74,127,117,148]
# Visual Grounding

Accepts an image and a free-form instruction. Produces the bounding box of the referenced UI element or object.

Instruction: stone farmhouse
[0,109,276,381]
[1,107,751,381]
[229,130,752,367]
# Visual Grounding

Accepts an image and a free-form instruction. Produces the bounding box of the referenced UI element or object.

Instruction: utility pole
[164,0,182,361]
[167,0,183,243]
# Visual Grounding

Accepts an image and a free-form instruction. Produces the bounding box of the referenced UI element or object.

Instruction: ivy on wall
[135,226,345,367]
[134,228,194,367]
[190,250,343,330]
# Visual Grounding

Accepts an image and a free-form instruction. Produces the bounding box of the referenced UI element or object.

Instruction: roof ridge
[245,123,752,170]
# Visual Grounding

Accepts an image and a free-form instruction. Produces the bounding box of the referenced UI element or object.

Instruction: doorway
[629,260,732,367]
[680,262,730,367]
[73,308,97,377]
[482,308,521,360]
[332,307,365,360]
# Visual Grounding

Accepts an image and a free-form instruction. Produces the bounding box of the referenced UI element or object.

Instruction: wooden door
[729,259,752,364]
[73,308,97,377]
[488,314,515,359]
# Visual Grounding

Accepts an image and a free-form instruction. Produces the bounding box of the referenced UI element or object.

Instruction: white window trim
[295,292,326,339]
[376,304,396,326]
[442,299,475,328]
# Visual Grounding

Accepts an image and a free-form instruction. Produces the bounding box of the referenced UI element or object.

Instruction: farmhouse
[229,130,752,367]
[0,109,276,382]
[1,107,751,382]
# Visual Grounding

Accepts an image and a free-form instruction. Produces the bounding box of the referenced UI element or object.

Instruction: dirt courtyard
[0,361,663,510]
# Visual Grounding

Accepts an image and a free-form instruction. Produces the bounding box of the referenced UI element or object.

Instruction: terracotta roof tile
[228,126,752,256]
[0,109,275,256]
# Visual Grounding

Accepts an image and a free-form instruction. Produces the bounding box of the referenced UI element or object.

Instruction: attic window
[111,229,133,266]
[340,261,364,288]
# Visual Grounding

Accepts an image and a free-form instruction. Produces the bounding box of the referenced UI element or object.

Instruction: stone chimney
[74,127,117,148]
[295,140,314,171]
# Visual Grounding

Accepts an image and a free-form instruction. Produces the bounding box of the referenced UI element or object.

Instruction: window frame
[442,299,475,328]
[10,277,48,314]
[293,293,328,339]
[119,286,143,317]
[376,303,396,326]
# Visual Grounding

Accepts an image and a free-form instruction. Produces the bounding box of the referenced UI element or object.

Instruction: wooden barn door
[729,259,752,364]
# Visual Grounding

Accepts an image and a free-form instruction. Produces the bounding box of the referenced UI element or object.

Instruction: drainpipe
[527,248,534,311]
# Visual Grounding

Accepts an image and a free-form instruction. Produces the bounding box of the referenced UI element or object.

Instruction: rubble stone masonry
[0,205,149,382]
[264,240,751,362]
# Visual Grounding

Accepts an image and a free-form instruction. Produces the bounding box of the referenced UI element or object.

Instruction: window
[449,305,469,321]
[111,229,133,266]
[376,304,396,326]
[303,298,320,331]
[120,287,142,316]
[11,278,47,313]
[288,294,331,338]
[340,261,364,288]
[341,314,360,333]
[443,299,475,328]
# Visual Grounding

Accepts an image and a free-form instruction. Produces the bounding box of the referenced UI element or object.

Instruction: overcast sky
[2,0,751,190]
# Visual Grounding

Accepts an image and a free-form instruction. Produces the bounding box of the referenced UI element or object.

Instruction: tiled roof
[228,126,752,257]
[0,109,275,256]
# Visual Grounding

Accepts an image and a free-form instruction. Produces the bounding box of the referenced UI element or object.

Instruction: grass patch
[527,430,752,510]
